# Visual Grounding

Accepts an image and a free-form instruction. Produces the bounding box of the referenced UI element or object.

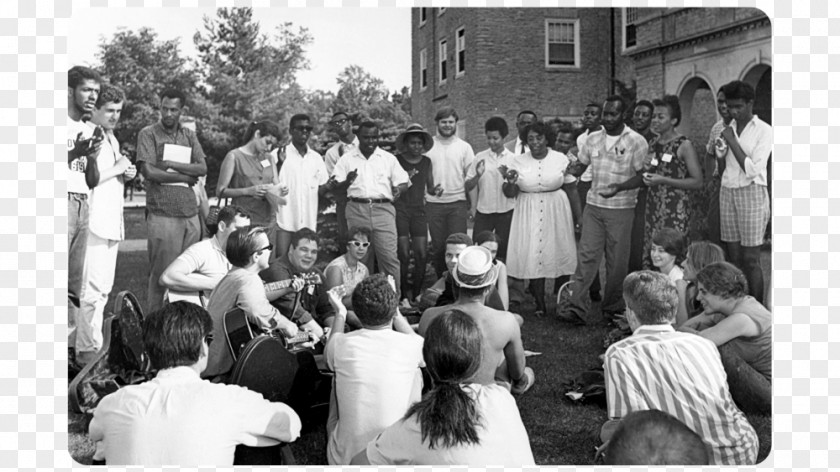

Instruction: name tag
[591,150,599,157]
[260,159,270,168]
[662,153,673,163]
[650,158,659,166]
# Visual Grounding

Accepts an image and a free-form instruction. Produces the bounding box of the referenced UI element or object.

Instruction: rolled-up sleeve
[743,124,772,180]
[239,274,284,330]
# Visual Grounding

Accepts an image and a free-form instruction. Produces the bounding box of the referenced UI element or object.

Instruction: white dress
[505,150,577,279]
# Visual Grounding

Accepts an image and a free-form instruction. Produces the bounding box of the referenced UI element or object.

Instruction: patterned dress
[643,135,694,269]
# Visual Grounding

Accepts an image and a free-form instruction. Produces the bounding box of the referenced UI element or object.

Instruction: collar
[435,134,458,145]
[341,135,359,146]
[633,324,676,335]
[348,146,385,160]
[729,114,758,130]
[211,235,225,254]
[155,121,183,136]
[156,365,201,381]
[285,143,313,158]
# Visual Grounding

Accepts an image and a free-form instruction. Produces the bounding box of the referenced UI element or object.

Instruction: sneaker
[511,367,536,395]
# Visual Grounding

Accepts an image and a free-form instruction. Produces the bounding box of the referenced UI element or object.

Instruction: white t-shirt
[325,328,425,465]
[171,237,231,289]
[425,135,475,204]
[365,383,535,466]
[88,131,125,241]
[276,144,328,231]
[667,265,684,285]
[88,366,301,466]
[576,130,596,183]
[67,117,94,195]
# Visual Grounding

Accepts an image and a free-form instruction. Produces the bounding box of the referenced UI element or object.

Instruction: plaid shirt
[578,125,648,209]
[605,324,759,465]
[136,122,206,218]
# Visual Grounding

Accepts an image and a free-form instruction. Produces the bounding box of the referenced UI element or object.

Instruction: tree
[331,65,411,145]
[95,27,200,152]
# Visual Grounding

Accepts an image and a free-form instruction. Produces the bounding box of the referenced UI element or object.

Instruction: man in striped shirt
[602,271,758,465]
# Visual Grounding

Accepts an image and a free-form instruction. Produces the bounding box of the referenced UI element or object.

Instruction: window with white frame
[545,19,579,68]
[419,8,427,26]
[623,8,639,50]
[420,48,428,90]
[456,27,466,76]
[438,39,448,83]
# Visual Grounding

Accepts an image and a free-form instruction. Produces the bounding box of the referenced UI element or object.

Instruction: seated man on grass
[602,270,758,465]
[89,301,301,466]
[159,205,251,307]
[260,228,351,329]
[203,226,315,381]
[420,246,534,394]
[324,273,424,465]
[603,409,709,465]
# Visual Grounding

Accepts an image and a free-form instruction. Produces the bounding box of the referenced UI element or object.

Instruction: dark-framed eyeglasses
[293,126,314,133]
[330,118,348,126]
[253,243,274,255]
[349,240,370,249]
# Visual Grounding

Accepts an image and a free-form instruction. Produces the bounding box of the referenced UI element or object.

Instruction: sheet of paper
[161,144,192,187]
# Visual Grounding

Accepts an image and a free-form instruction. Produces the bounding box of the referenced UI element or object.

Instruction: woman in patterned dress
[503,122,579,316]
[640,95,703,269]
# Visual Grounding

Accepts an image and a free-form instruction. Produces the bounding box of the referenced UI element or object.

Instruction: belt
[349,197,392,204]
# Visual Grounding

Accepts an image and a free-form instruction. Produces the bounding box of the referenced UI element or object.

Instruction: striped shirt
[577,125,648,209]
[605,324,758,465]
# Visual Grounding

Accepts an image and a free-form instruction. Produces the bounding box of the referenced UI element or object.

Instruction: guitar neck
[264,279,294,293]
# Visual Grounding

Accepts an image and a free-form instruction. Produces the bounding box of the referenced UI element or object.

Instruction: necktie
[339,144,345,157]
[520,143,526,154]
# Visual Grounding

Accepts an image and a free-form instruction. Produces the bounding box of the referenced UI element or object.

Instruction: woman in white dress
[502,122,580,316]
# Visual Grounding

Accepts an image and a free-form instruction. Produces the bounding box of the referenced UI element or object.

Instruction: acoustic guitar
[164,272,322,309]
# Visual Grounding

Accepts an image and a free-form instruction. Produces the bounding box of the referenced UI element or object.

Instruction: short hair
[289,113,311,129]
[685,241,726,275]
[605,410,709,465]
[524,121,555,148]
[721,80,755,103]
[95,83,125,108]
[351,273,398,327]
[143,301,213,371]
[652,95,683,127]
[484,117,509,138]
[604,95,627,114]
[553,119,575,136]
[474,230,501,247]
[434,106,459,122]
[226,226,267,268]
[68,66,101,89]
[585,102,603,111]
[651,227,686,265]
[516,110,538,121]
[208,205,250,237]
[445,232,473,247]
[347,226,372,242]
[357,120,378,135]
[695,262,749,299]
[242,120,281,145]
[160,88,187,108]
[634,99,654,113]
[622,271,679,325]
[290,227,319,249]
[331,111,349,120]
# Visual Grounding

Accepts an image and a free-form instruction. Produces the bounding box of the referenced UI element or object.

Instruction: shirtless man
[419,246,534,394]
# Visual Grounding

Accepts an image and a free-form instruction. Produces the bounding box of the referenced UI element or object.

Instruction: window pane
[458,50,465,72]
[548,43,575,65]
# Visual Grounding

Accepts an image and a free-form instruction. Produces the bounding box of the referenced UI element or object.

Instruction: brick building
[410,7,633,147]
[410,7,770,151]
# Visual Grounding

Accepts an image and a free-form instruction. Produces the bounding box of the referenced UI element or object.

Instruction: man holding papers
[137,88,208,312]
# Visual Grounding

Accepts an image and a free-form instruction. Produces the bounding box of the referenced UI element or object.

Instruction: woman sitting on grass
[352,309,535,466]
[678,262,771,414]
[649,228,685,285]
[675,240,726,326]
[474,231,509,311]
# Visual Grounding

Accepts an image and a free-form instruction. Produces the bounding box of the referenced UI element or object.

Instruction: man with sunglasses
[89,301,302,465]
[261,228,339,330]
[273,114,329,260]
[324,112,358,250]
[204,226,314,381]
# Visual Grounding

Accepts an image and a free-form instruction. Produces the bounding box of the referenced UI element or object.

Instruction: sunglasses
[293,126,314,133]
[254,243,274,255]
[349,240,370,248]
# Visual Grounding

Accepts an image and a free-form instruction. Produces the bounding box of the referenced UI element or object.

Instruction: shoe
[556,311,587,325]
[511,367,536,395]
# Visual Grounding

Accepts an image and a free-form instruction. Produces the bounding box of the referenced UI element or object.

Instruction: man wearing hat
[330,121,410,297]
[394,123,440,303]
[419,246,535,395]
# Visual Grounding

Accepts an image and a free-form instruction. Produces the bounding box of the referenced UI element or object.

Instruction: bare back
[419,301,525,385]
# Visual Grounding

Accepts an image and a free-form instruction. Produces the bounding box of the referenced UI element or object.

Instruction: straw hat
[451,246,499,289]
[395,123,434,153]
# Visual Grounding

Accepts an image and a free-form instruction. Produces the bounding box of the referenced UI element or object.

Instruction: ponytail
[404,381,482,449]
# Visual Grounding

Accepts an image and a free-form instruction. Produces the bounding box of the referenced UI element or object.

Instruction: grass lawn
[67,211,772,465]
